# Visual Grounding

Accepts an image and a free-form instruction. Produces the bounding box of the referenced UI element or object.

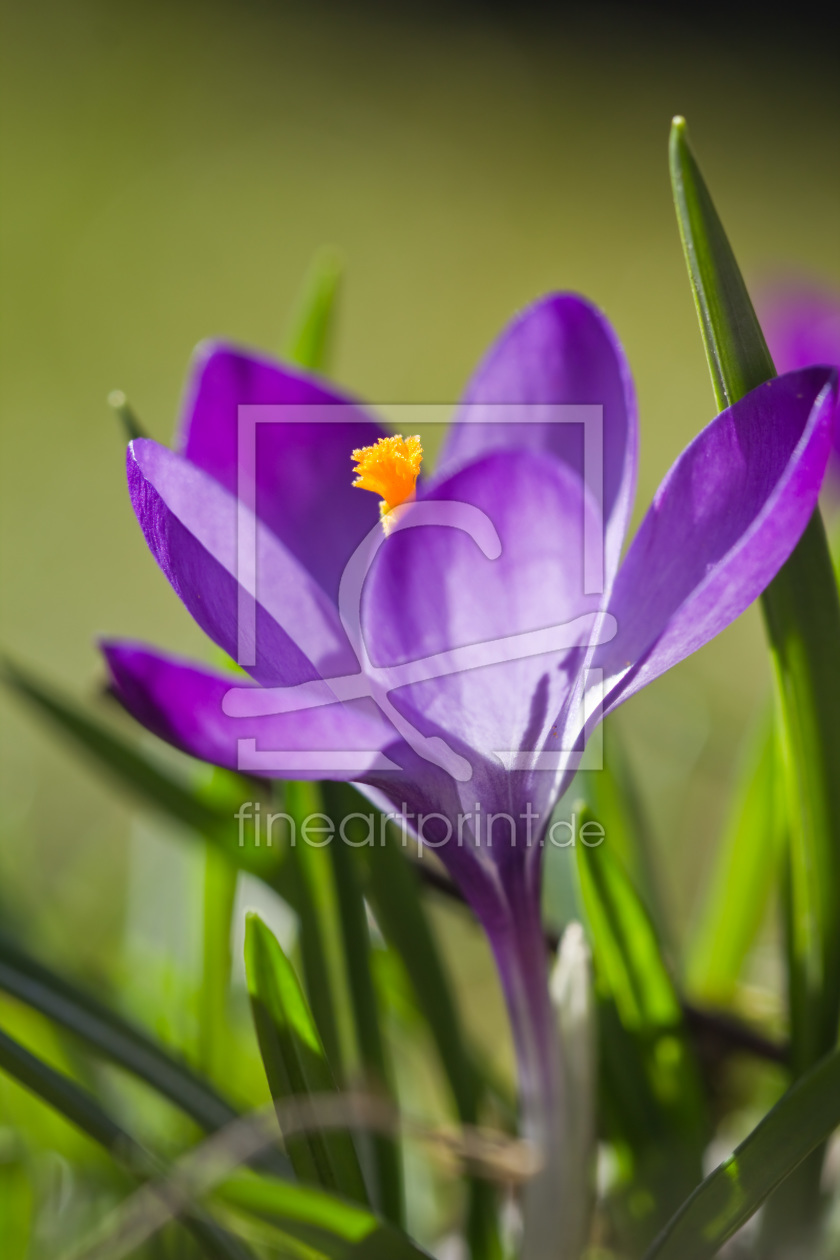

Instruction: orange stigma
[352,433,423,532]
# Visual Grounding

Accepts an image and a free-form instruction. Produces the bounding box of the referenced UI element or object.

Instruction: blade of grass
[356,810,501,1260]
[282,248,343,374]
[320,784,404,1228]
[279,781,352,1082]
[686,711,785,1005]
[0,1025,255,1260]
[219,1172,432,1260]
[670,116,840,1241]
[200,843,238,1083]
[106,390,147,442]
[644,1044,840,1260]
[576,805,707,1244]
[245,914,368,1205]
[0,931,290,1178]
[65,1094,422,1260]
[580,718,666,936]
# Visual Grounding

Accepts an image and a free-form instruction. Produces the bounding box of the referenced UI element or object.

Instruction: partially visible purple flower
[100,295,836,1248]
[760,278,840,376]
[759,277,840,473]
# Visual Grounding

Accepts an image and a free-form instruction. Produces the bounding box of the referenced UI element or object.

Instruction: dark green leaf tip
[668,116,775,410]
[107,389,147,442]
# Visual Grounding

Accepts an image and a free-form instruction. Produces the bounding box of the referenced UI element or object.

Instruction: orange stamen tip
[351,434,423,518]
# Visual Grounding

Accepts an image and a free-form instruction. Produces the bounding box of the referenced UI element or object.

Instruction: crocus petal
[759,281,840,469]
[127,438,358,687]
[362,449,606,763]
[759,282,840,376]
[436,294,638,586]
[103,641,402,778]
[595,367,837,711]
[176,342,386,602]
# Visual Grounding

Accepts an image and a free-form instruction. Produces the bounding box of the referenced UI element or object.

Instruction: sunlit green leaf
[0,931,291,1178]
[579,719,665,934]
[219,1171,431,1259]
[321,784,404,1228]
[283,248,343,373]
[199,841,238,1083]
[0,1026,254,1259]
[356,808,502,1260]
[245,914,369,1205]
[669,116,774,411]
[279,781,353,1082]
[686,712,785,1005]
[645,1045,840,1259]
[670,116,840,1237]
[576,805,706,1242]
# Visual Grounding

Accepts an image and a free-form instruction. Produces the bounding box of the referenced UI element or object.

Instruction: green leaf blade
[358,820,502,1260]
[0,1026,254,1260]
[576,807,707,1240]
[668,117,775,410]
[321,784,404,1228]
[219,1172,432,1260]
[644,1046,840,1260]
[686,712,786,1005]
[245,914,369,1206]
[283,249,343,373]
[0,932,292,1179]
[669,115,840,1242]
[279,781,352,1081]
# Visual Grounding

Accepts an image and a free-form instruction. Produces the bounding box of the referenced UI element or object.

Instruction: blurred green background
[1,0,838,1103]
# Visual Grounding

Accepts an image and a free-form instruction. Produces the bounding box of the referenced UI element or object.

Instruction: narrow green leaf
[245,914,369,1205]
[220,1170,376,1250]
[0,932,291,1179]
[577,824,682,1033]
[764,536,840,1076]
[1,657,278,878]
[576,806,706,1240]
[199,842,238,1082]
[321,784,404,1228]
[0,1024,135,1159]
[0,1026,253,1260]
[686,712,785,1004]
[669,116,840,1232]
[283,249,343,373]
[644,1045,840,1260]
[359,825,479,1123]
[580,719,666,935]
[669,116,775,411]
[219,1172,432,1259]
[0,932,232,1131]
[279,781,352,1080]
[107,389,147,442]
[355,815,501,1259]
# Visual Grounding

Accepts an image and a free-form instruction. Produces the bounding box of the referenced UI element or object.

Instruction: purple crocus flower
[759,278,840,474]
[101,295,836,1247]
[759,278,840,377]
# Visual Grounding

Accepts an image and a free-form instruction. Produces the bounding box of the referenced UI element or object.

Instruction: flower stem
[489,863,570,1260]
